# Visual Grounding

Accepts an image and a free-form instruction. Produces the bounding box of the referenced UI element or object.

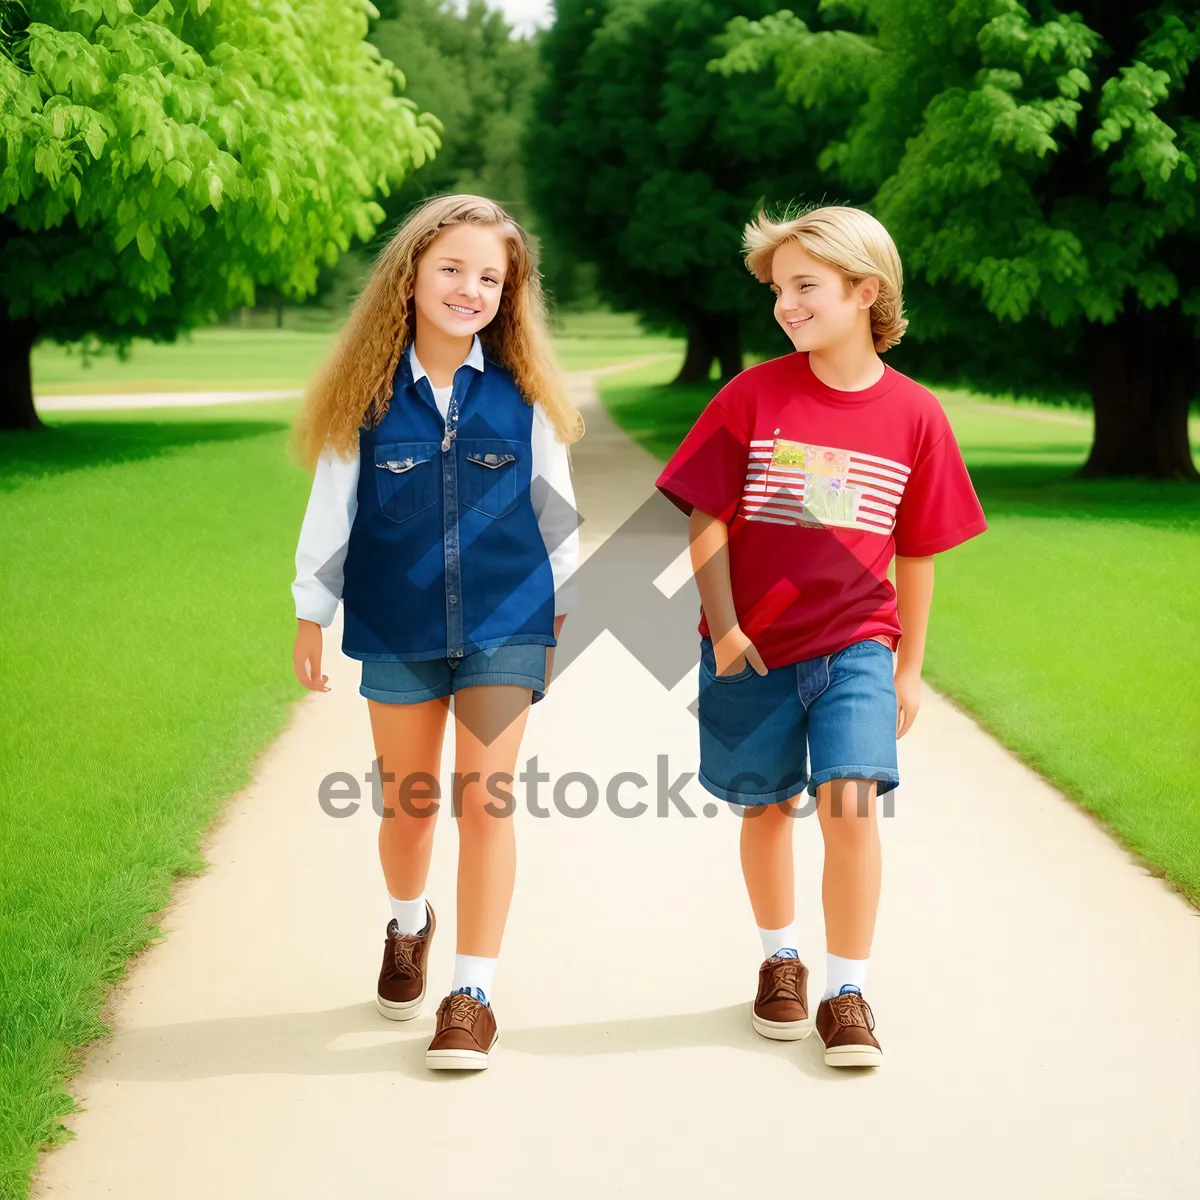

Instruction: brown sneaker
[815,988,883,1067]
[751,955,813,1040]
[375,902,435,1022]
[426,991,498,1070]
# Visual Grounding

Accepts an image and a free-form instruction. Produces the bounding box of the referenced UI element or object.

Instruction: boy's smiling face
[413,222,509,341]
[769,241,879,353]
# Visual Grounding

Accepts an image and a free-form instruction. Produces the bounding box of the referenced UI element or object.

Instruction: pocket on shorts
[699,637,756,684]
[375,441,439,525]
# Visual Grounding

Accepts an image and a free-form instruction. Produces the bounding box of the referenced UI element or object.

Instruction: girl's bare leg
[366,695,451,902]
[450,685,531,957]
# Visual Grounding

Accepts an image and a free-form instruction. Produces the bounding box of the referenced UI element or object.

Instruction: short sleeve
[654,382,750,525]
[893,426,988,557]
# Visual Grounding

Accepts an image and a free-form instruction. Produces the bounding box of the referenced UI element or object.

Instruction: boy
[655,205,987,1067]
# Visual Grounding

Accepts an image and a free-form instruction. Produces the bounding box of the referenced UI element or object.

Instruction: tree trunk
[673,311,743,385]
[0,313,43,431]
[674,312,715,384]
[716,315,743,383]
[1082,305,1199,481]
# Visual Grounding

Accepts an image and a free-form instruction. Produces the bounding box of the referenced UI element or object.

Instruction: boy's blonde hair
[743,204,908,353]
[290,193,584,471]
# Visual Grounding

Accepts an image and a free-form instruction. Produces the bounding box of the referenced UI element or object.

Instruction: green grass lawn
[30,310,678,396]
[602,359,1200,910]
[0,397,306,1200]
[31,329,338,395]
[547,310,682,372]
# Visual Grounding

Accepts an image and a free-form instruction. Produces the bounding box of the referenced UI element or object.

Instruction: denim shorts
[360,643,548,705]
[697,635,899,805]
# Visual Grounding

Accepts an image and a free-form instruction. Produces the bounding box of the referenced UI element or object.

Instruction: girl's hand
[294,620,330,692]
[713,625,768,677]
[895,665,921,737]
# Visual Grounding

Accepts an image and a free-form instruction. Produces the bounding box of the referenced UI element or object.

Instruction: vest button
[448,595,457,604]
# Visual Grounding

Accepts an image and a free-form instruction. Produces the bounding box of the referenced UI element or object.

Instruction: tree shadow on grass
[0,418,294,492]
[963,446,1200,533]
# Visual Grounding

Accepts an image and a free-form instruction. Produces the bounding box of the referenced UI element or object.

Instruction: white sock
[759,923,799,960]
[451,954,497,1004]
[823,953,869,1000]
[388,893,427,936]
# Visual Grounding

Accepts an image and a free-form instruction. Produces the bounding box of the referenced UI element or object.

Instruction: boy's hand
[895,664,921,737]
[294,619,330,692]
[713,625,768,677]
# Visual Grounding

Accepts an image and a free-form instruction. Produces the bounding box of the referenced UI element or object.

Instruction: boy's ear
[858,276,881,309]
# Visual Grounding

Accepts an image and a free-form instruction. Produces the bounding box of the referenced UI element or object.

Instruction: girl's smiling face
[413,223,509,340]
[770,241,878,351]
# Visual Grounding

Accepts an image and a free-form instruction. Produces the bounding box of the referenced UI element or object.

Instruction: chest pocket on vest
[460,439,521,518]
[375,441,439,524]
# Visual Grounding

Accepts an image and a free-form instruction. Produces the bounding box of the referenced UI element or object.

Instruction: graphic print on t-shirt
[741,437,911,533]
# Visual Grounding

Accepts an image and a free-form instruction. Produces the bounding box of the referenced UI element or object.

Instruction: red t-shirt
[654,351,988,667]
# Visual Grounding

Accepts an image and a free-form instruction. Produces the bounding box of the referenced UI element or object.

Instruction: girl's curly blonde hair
[743,204,909,353]
[289,193,585,471]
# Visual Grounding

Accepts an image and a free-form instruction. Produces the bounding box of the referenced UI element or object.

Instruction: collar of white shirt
[408,335,485,387]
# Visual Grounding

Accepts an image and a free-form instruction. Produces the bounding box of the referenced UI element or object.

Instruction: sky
[481,0,554,36]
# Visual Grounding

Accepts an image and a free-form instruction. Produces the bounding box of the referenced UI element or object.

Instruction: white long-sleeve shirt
[292,336,580,629]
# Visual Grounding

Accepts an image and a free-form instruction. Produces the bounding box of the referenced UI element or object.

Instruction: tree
[295,0,589,318]
[719,0,1200,479]
[371,0,539,223]
[0,0,440,430]
[525,0,866,383]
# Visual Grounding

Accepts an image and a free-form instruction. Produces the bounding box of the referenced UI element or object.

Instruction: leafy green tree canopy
[719,0,1199,478]
[372,0,536,218]
[0,0,439,428]
[526,0,867,383]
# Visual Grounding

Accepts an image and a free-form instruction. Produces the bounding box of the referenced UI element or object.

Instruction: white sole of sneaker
[752,1013,814,1041]
[376,990,424,1021]
[824,1044,883,1067]
[425,1034,499,1071]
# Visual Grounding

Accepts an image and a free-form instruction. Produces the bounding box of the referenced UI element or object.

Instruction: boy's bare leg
[739,797,802,931]
[815,778,881,958]
[812,777,885,1065]
[741,796,814,1041]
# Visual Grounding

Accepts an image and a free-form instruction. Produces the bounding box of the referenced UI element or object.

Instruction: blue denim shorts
[697,635,899,805]
[360,643,548,705]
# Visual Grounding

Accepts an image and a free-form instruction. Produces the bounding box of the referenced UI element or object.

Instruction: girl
[288,194,584,1071]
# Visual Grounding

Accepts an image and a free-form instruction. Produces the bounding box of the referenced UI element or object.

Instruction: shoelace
[828,991,874,1031]
[438,992,482,1031]
[389,934,423,980]
[763,960,804,1003]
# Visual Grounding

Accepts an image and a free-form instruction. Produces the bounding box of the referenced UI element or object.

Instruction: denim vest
[341,349,556,661]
